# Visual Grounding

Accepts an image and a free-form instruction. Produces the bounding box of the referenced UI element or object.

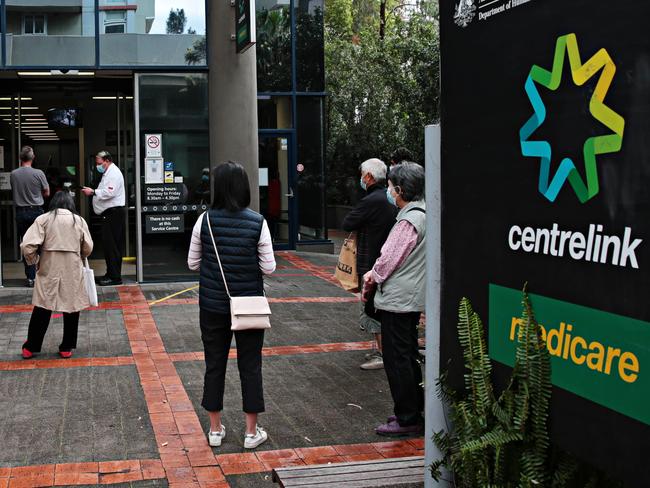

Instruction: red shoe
[22,347,33,359]
[59,350,73,359]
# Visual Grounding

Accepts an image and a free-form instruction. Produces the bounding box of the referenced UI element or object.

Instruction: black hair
[390,147,413,165]
[49,190,79,225]
[212,161,251,211]
[388,162,425,202]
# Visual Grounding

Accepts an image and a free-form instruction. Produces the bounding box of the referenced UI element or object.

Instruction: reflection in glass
[259,136,291,245]
[296,97,325,239]
[256,0,292,92]
[295,0,325,92]
[100,0,206,66]
[138,74,209,280]
[6,1,96,66]
[258,96,292,129]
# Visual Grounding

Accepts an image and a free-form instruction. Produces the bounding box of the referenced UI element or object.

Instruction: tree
[325,1,439,205]
[166,8,187,34]
[187,27,197,35]
[185,37,206,65]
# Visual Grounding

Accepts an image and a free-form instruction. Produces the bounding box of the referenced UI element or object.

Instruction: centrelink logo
[519,33,625,203]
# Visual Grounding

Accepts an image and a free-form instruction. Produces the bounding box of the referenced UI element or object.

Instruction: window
[23,15,47,35]
[105,24,126,34]
[104,11,126,34]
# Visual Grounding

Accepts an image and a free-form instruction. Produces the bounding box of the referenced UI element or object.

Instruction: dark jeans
[24,306,79,352]
[200,309,265,413]
[16,207,44,280]
[380,310,424,426]
[101,206,125,280]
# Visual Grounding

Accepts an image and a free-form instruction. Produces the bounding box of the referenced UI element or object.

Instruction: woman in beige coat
[21,190,93,359]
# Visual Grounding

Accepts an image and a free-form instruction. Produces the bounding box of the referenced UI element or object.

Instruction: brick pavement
[0,252,424,487]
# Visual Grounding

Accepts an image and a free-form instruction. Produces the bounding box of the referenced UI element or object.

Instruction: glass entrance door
[258,134,296,250]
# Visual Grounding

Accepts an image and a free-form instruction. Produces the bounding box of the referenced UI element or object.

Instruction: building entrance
[0,76,136,287]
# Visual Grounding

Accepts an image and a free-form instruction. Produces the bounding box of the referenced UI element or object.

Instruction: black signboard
[440,0,650,484]
[145,214,184,234]
[235,0,256,53]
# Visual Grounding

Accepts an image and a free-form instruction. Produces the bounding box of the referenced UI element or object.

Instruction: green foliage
[325,2,439,205]
[185,37,206,65]
[256,8,292,91]
[166,8,187,34]
[432,293,626,487]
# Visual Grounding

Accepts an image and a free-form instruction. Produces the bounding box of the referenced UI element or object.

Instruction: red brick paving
[0,257,424,486]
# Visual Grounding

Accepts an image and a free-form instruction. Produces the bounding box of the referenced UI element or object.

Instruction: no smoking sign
[145,133,162,157]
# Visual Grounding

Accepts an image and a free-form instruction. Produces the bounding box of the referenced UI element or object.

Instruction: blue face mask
[386,188,397,206]
[202,175,209,182]
[96,164,106,174]
[360,176,367,191]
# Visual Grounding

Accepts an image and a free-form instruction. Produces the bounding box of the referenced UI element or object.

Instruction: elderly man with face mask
[81,150,125,286]
[342,158,397,370]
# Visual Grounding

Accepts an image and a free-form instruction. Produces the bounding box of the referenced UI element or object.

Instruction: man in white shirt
[82,151,126,286]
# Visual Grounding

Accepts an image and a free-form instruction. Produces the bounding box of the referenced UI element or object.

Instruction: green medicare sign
[489,284,650,425]
[235,0,256,53]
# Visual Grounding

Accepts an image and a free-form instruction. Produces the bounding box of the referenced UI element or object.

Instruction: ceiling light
[0,97,32,101]
[92,96,134,100]
[17,72,53,76]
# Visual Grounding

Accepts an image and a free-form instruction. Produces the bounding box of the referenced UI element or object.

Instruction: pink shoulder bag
[205,213,272,331]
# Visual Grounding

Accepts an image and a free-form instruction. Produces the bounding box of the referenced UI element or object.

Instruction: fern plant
[431,290,554,487]
[431,291,626,487]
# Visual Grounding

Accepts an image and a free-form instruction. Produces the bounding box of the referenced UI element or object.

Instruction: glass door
[0,95,20,287]
[258,133,296,250]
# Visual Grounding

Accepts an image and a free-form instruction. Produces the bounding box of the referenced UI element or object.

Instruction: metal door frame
[259,130,297,251]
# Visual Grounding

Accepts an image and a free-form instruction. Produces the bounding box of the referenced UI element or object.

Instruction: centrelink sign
[440,0,650,484]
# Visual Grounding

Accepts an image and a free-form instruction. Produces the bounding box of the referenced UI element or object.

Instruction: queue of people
[11,145,426,448]
[341,154,426,437]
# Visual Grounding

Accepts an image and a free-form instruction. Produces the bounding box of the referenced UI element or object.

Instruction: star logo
[519,33,625,203]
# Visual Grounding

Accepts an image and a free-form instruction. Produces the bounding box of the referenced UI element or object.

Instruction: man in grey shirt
[10,146,50,287]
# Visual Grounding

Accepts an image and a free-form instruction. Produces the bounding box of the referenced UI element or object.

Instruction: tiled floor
[0,252,424,487]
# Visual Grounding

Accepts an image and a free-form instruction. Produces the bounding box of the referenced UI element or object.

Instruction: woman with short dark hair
[187,161,276,450]
[21,190,94,359]
[363,162,426,437]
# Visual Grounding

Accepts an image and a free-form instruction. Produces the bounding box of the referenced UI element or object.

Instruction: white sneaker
[244,426,268,449]
[208,425,226,447]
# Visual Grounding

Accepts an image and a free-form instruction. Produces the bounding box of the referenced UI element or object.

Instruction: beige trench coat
[21,210,94,313]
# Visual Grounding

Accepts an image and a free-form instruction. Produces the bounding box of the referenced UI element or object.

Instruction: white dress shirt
[92,163,125,215]
[187,211,276,274]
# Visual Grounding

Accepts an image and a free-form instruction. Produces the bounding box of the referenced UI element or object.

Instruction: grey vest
[373,201,426,313]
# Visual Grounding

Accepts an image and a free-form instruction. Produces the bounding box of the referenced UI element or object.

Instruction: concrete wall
[47,13,82,35]
[5,33,203,66]
[208,0,260,210]
[6,34,95,65]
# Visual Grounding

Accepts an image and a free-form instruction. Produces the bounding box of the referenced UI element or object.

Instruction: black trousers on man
[380,310,425,427]
[16,206,44,280]
[24,306,79,352]
[199,309,265,413]
[101,206,125,280]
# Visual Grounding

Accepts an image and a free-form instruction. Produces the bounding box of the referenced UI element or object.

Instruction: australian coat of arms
[454,0,477,27]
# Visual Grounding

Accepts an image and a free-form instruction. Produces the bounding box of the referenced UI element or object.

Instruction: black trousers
[24,306,79,352]
[200,309,265,413]
[16,207,44,280]
[101,206,125,280]
[380,310,424,426]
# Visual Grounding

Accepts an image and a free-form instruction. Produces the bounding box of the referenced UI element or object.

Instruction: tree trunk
[379,0,386,39]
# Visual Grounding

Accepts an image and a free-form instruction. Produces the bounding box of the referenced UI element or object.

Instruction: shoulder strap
[406,207,426,214]
[204,212,232,298]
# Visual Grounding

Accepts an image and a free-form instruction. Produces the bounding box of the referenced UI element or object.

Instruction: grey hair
[388,161,425,202]
[359,158,387,183]
[96,150,113,162]
[20,146,34,162]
